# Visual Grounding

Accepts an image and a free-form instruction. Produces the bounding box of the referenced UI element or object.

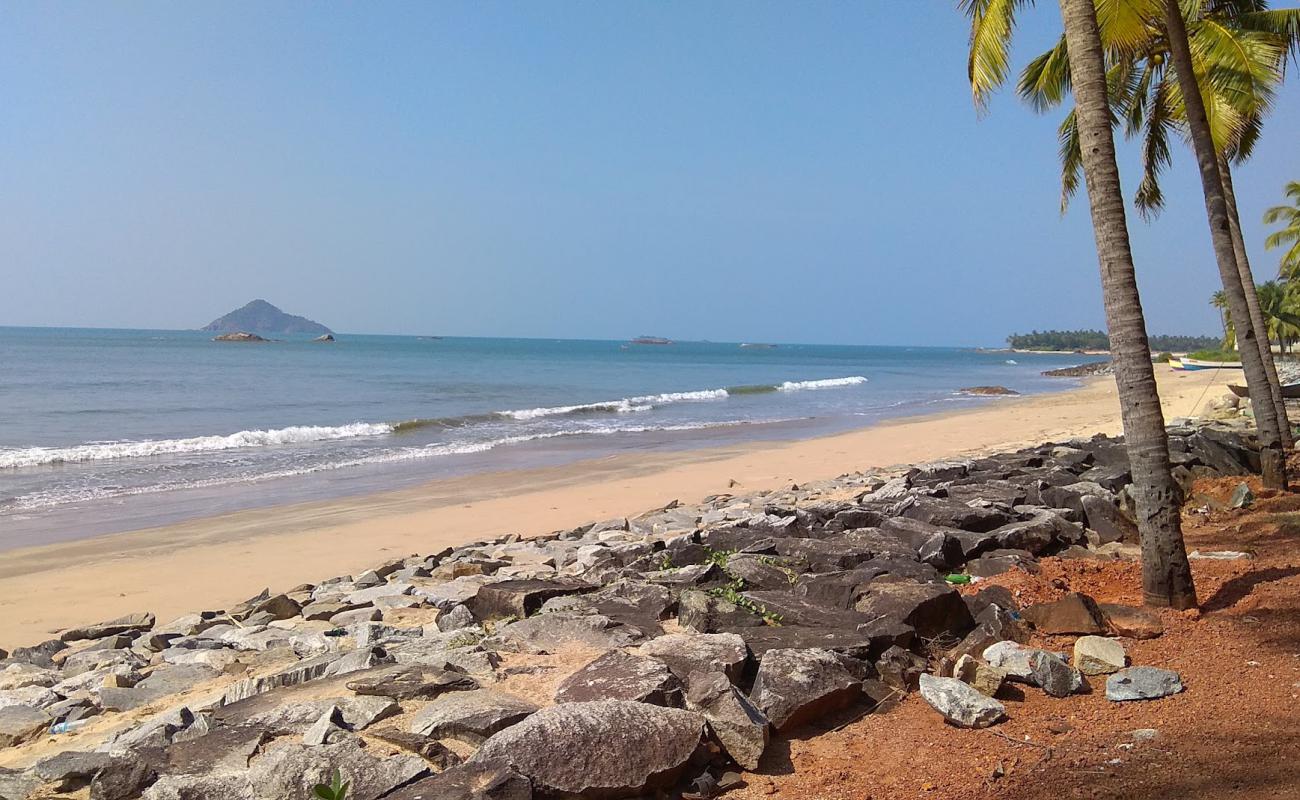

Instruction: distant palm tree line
[963,0,1300,609]
[1212,182,1300,352]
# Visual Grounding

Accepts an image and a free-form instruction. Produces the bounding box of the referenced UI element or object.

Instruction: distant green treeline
[1006,330,1221,352]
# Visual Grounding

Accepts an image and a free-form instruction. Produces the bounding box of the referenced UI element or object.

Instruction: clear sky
[3,2,1298,346]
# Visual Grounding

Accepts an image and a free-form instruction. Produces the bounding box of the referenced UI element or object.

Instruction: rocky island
[202,300,332,337]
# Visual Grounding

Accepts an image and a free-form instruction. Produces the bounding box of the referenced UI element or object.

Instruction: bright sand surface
[0,368,1232,648]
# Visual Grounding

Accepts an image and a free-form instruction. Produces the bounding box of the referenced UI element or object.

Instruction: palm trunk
[1162,0,1287,489]
[1058,0,1196,609]
[1221,155,1293,447]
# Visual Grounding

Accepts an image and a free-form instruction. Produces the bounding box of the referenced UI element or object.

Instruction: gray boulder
[684,671,769,770]
[918,673,1005,728]
[750,648,862,732]
[1028,650,1085,697]
[485,612,643,654]
[554,650,682,706]
[1106,667,1184,701]
[854,581,974,640]
[246,736,428,800]
[0,704,51,747]
[345,664,478,700]
[636,633,749,682]
[470,700,707,798]
[61,612,155,643]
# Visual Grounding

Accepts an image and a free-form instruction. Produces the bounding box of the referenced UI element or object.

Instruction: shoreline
[0,368,1228,648]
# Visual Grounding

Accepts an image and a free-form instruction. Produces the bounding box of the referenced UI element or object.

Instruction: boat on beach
[1229,383,1300,399]
[1168,358,1185,370]
[1181,358,1244,370]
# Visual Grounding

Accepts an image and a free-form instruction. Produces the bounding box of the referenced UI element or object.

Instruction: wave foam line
[4,419,788,511]
[778,376,868,391]
[0,423,394,469]
[497,389,728,420]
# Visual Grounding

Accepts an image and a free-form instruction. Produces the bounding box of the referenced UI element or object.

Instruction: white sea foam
[3,419,782,511]
[777,376,868,391]
[498,388,729,420]
[0,422,394,469]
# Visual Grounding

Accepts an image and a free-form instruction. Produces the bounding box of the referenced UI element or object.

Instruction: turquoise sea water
[0,328,1092,547]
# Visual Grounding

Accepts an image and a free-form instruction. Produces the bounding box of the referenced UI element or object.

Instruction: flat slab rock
[470,700,707,798]
[1106,667,1184,701]
[409,689,539,744]
[1020,592,1106,635]
[554,649,682,706]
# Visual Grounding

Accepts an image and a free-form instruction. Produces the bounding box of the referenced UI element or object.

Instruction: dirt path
[729,474,1300,800]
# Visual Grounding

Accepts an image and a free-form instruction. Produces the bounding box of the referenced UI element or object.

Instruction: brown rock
[1098,603,1164,639]
[1021,592,1106,635]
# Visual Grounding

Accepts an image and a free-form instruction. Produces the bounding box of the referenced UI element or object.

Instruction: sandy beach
[0,367,1231,649]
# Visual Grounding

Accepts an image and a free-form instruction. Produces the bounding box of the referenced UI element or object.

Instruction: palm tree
[1020,0,1298,449]
[1161,0,1288,488]
[964,0,1198,608]
[1211,289,1234,346]
[1265,181,1300,278]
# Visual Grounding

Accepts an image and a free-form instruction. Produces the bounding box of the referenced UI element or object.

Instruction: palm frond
[1135,76,1175,219]
[1057,109,1083,215]
[1018,34,1071,112]
[963,0,1036,111]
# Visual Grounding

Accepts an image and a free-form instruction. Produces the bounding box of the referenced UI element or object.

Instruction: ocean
[0,327,1092,548]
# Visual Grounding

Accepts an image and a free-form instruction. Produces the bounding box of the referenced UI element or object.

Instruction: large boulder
[467,580,594,621]
[854,581,974,640]
[677,591,765,634]
[554,650,682,706]
[750,648,863,733]
[61,613,156,643]
[408,689,538,744]
[918,674,1004,728]
[637,633,748,682]
[470,700,708,799]
[345,664,478,700]
[245,736,427,800]
[0,704,51,747]
[684,671,769,770]
[1080,495,1138,545]
[384,763,531,800]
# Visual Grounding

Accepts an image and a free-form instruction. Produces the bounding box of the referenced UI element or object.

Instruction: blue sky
[2,2,1298,346]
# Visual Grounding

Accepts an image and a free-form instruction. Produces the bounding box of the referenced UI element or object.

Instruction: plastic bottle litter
[944,574,972,585]
[49,719,91,735]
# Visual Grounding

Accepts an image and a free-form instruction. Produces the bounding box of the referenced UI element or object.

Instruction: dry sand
[0,367,1232,649]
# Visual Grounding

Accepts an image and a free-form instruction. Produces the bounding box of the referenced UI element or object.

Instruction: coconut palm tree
[1020,1,1298,449]
[964,0,1198,608]
[1161,0,1288,488]
[1211,289,1234,346]
[1265,181,1300,278]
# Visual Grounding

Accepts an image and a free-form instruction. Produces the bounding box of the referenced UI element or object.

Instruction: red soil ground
[728,472,1300,800]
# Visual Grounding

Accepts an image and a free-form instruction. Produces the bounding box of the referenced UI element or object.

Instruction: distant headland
[202,300,332,336]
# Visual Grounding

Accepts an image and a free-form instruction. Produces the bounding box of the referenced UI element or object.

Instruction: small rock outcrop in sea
[1043,361,1114,378]
[958,386,1020,396]
[0,419,1263,797]
[202,299,332,337]
[212,331,268,343]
